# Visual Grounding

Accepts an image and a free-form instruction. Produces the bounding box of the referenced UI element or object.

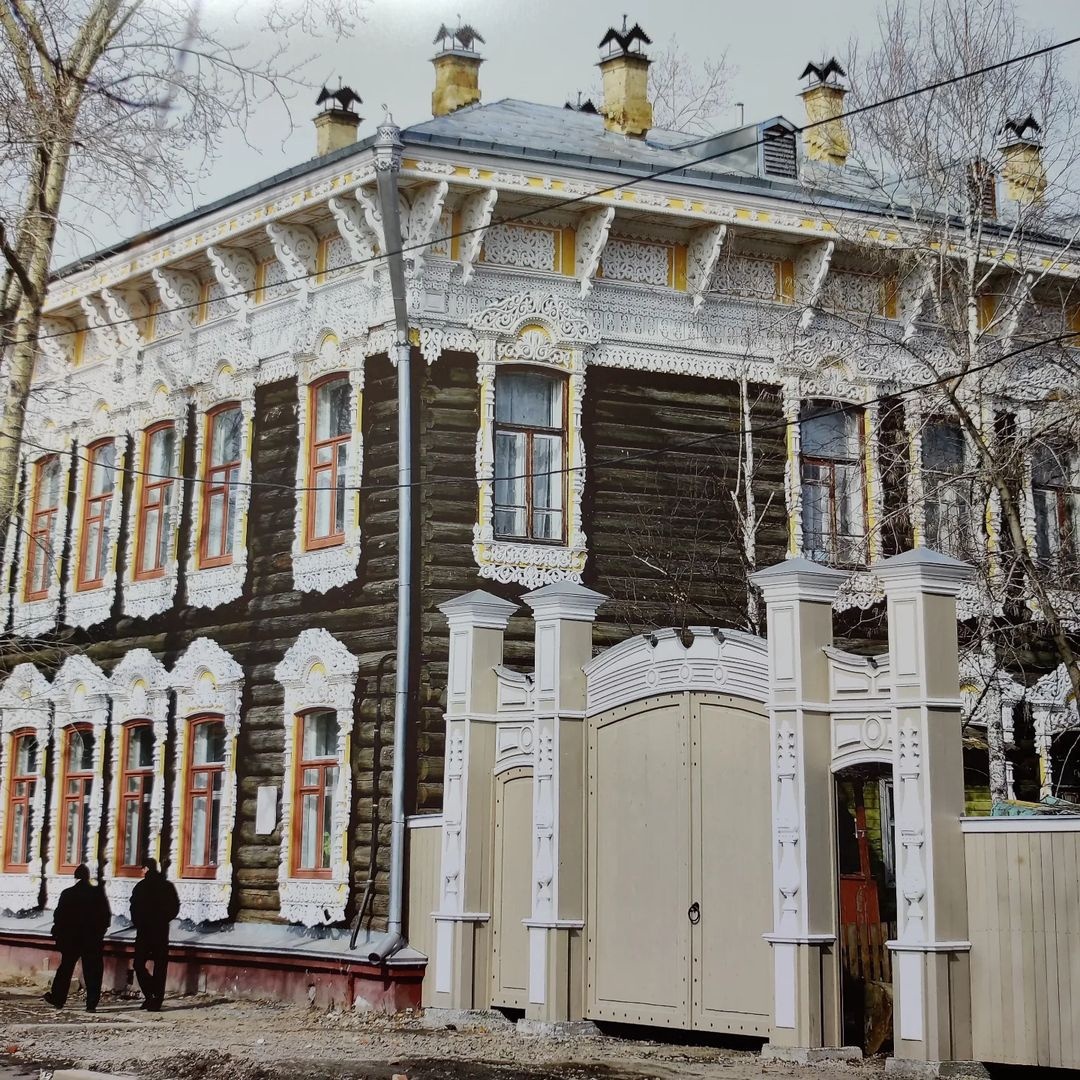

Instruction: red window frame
[115,721,154,877]
[134,422,175,581]
[3,729,38,872]
[76,439,116,591]
[305,374,351,550]
[57,724,94,874]
[24,455,60,602]
[290,710,339,879]
[181,716,226,880]
[198,404,242,569]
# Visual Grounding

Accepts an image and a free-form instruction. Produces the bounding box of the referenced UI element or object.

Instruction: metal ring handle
[688,901,701,925]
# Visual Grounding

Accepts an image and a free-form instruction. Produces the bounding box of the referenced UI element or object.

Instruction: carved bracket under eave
[38,316,77,369]
[901,265,934,343]
[100,288,149,352]
[457,187,498,285]
[796,239,835,331]
[207,245,258,315]
[266,221,318,298]
[328,195,377,271]
[151,267,202,329]
[1000,271,1034,356]
[406,180,450,277]
[575,205,614,298]
[686,223,727,311]
[80,294,122,358]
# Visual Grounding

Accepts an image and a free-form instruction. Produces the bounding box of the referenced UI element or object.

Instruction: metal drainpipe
[367,114,412,965]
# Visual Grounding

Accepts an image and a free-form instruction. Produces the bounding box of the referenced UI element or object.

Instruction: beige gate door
[587,691,772,1035]
[490,767,533,1009]
[587,695,692,1027]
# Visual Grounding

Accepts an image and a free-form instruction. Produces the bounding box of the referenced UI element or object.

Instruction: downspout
[367,114,412,964]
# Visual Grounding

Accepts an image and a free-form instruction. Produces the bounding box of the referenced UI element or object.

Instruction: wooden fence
[963,817,1080,1070]
[406,814,442,1007]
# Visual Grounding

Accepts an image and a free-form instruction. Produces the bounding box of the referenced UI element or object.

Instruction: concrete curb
[40,1070,139,1080]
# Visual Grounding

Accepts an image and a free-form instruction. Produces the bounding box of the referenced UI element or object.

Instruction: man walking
[43,865,111,1012]
[129,858,180,1011]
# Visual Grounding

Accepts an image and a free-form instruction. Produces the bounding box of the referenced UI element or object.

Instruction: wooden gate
[586,691,772,1034]
[490,766,532,1009]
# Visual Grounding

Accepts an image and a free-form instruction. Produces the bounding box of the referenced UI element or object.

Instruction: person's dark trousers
[49,946,103,1009]
[134,935,168,1006]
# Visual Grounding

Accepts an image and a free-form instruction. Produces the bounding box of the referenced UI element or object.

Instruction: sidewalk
[0,984,881,1080]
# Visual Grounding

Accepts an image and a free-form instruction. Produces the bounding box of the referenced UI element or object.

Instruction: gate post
[431,590,520,1010]
[522,580,607,1027]
[877,550,975,1075]
[751,558,849,1059]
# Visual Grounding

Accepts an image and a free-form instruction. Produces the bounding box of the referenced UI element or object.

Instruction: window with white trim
[922,419,975,558]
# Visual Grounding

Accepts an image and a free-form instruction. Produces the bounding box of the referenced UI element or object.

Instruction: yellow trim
[72,329,86,367]
[315,237,329,285]
[736,208,752,220]
[778,260,796,303]
[560,228,576,276]
[197,281,210,325]
[673,244,688,292]
[977,293,998,330]
[882,276,899,319]
[450,211,461,262]
[254,261,268,304]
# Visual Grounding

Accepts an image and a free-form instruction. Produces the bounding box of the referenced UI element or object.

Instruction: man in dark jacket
[129,858,180,1011]
[43,865,111,1012]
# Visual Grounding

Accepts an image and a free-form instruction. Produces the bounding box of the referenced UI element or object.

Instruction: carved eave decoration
[274,629,359,926]
[468,292,598,588]
[0,664,50,915]
[185,361,256,611]
[44,655,110,908]
[291,332,366,593]
[167,638,244,924]
[104,649,170,913]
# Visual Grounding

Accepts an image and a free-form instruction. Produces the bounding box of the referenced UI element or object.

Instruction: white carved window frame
[186,366,256,610]
[44,655,110,908]
[0,664,50,914]
[291,333,365,593]
[104,649,170,914]
[121,385,191,619]
[469,294,597,589]
[167,637,244,923]
[274,628,358,926]
[64,407,126,629]
[9,441,74,638]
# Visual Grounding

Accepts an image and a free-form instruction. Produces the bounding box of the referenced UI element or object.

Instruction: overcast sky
[64,0,1080,260]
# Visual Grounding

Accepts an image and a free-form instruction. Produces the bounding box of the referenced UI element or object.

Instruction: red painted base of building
[0,932,424,1012]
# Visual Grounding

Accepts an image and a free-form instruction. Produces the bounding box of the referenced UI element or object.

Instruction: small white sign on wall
[255,785,279,835]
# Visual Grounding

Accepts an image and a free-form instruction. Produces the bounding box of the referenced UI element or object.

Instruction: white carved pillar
[522,580,607,1025]
[877,549,975,1071]
[751,558,847,1056]
[432,590,519,1009]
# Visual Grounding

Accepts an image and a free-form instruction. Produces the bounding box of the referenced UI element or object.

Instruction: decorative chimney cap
[433,20,485,53]
[598,15,652,58]
[316,83,362,115]
[565,92,598,114]
[799,57,847,87]
[1001,115,1042,144]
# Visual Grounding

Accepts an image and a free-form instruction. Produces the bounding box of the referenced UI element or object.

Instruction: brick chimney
[598,17,653,138]
[799,58,849,166]
[431,22,484,117]
[999,116,1047,205]
[314,83,362,156]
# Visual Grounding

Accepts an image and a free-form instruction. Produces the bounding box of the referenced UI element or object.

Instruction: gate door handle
[688,901,701,925]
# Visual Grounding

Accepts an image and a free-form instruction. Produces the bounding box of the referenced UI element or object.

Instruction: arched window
[182,716,227,878]
[305,374,352,548]
[292,710,340,877]
[134,422,177,580]
[493,369,567,543]
[116,722,155,875]
[4,730,39,871]
[199,403,243,567]
[800,402,866,565]
[57,725,95,873]
[76,439,117,591]
[25,455,62,602]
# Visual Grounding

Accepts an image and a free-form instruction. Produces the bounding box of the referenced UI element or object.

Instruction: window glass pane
[315,378,352,441]
[801,472,829,562]
[209,784,221,866]
[148,426,175,474]
[494,431,526,535]
[194,720,226,765]
[123,798,141,866]
[335,444,348,533]
[1033,443,1069,488]
[67,729,94,772]
[64,798,81,865]
[224,482,238,555]
[313,476,332,539]
[302,711,339,759]
[81,520,101,582]
[38,457,61,512]
[801,405,860,459]
[531,434,563,511]
[188,795,207,866]
[90,443,116,496]
[156,487,172,567]
[10,804,27,863]
[127,725,154,770]
[96,512,111,581]
[15,735,36,775]
[495,372,563,428]
[210,406,242,467]
[206,492,224,559]
[300,793,318,870]
[1034,488,1061,561]
[141,506,161,573]
[923,422,964,474]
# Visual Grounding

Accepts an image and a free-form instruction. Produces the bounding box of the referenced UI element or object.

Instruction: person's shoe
[139,1000,149,1010]
[42,992,61,1008]
[85,1005,97,1013]
[146,1000,161,1012]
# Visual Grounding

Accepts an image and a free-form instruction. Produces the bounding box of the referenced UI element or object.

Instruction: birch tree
[0,0,365,556]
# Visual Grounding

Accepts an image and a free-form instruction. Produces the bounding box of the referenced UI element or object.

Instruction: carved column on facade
[750,557,847,1054]
[782,378,804,558]
[521,580,607,1025]
[432,589,519,1010]
[876,548,975,1071]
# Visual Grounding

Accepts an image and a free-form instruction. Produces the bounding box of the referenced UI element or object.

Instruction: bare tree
[0,0,366,558]
[648,34,732,134]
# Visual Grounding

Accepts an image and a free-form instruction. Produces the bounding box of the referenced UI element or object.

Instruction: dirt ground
[0,977,885,1080]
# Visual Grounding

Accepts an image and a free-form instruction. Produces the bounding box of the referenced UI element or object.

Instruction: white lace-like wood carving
[274,629,359,926]
[796,239,835,331]
[601,237,671,287]
[80,295,121,358]
[407,180,450,275]
[291,334,365,593]
[208,245,258,314]
[185,367,255,610]
[167,638,244,924]
[482,224,558,272]
[710,250,781,302]
[0,664,50,914]
[266,221,318,296]
[104,650,170,915]
[687,224,727,310]
[64,431,125,630]
[44,656,110,908]
[458,188,498,285]
[328,195,378,269]
[151,267,202,328]
[896,724,927,942]
[575,206,614,298]
[39,317,78,368]
[100,288,148,350]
